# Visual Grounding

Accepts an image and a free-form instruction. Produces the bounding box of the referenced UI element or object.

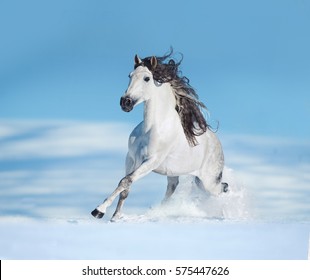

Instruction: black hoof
[91,209,104,219]
[222,182,229,193]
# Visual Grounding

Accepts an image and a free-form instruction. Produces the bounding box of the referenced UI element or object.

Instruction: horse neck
[143,84,177,132]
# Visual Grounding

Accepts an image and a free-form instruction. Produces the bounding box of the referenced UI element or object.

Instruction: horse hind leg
[221,182,229,193]
[162,176,179,203]
[216,171,229,193]
[196,171,229,196]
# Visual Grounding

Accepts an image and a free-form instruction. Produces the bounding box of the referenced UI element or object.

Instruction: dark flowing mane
[137,49,210,146]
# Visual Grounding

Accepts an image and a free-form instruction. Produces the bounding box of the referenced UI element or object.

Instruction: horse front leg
[91,157,160,220]
[111,189,129,221]
[110,155,135,221]
[91,176,132,219]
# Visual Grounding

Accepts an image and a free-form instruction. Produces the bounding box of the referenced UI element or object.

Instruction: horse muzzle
[120,96,135,112]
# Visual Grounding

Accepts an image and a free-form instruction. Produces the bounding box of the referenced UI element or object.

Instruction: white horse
[92,51,228,220]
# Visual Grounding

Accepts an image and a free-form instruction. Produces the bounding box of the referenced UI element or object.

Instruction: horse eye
[144,77,150,82]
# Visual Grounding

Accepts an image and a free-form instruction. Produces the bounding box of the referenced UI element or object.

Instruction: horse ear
[134,54,142,66]
[150,56,157,69]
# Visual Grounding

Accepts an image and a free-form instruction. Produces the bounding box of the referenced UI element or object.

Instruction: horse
[91,50,228,220]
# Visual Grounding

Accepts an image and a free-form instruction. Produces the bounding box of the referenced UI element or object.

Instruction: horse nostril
[120,97,132,106]
[125,98,132,107]
[120,96,134,112]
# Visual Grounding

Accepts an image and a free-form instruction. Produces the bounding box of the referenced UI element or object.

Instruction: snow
[0,218,309,260]
[0,120,309,260]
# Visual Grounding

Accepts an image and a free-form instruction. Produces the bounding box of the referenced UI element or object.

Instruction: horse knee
[119,176,132,190]
[120,189,129,199]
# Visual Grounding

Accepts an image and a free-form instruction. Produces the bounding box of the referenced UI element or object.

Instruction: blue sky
[0,1,309,223]
[1,0,309,139]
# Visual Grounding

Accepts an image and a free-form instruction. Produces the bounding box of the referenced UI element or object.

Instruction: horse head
[120,55,159,112]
